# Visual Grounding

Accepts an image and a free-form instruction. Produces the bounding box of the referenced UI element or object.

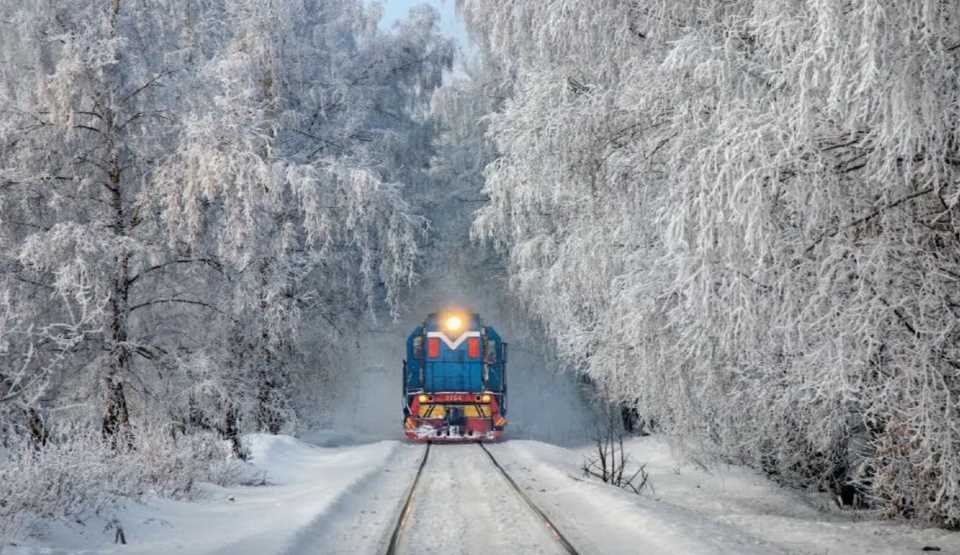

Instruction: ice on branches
[459,0,960,527]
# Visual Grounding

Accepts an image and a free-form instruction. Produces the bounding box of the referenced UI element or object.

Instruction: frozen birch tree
[460,0,960,525]
[429,55,508,279]
[156,0,452,432]
[0,0,451,437]
[0,1,452,537]
[0,0,219,445]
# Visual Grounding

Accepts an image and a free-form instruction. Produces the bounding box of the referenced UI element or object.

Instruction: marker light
[481,394,492,403]
[418,394,429,404]
[446,315,462,332]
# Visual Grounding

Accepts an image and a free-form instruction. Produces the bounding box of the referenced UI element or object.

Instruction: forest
[2,0,960,543]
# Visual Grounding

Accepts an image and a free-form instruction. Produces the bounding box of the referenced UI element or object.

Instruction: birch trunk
[102,150,133,448]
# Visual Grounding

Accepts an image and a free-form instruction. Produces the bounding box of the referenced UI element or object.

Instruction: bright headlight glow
[446,316,462,332]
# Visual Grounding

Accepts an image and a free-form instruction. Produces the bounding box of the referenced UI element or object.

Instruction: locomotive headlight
[481,394,492,403]
[445,315,463,332]
[418,394,429,404]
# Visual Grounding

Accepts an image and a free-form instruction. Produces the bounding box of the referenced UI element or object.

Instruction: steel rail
[478,442,581,555]
[384,442,432,555]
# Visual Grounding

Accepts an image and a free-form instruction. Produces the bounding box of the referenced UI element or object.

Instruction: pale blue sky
[375,0,468,47]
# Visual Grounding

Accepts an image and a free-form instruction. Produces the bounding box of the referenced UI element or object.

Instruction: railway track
[384,442,432,554]
[384,442,579,555]
[477,443,580,554]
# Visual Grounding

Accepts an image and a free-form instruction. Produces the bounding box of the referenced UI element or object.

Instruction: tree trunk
[255,369,283,434]
[223,402,246,459]
[187,394,207,431]
[27,407,48,449]
[102,155,133,449]
[102,373,132,448]
[254,259,284,434]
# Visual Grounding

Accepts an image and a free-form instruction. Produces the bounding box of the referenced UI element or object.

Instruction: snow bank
[488,437,960,554]
[615,437,960,554]
[7,434,400,555]
[488,440,778,554]
[11,432,960,554]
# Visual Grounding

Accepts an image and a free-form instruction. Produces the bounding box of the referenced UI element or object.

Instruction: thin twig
[805,186,935,253]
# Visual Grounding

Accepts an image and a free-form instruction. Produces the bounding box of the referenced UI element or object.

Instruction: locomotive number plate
[433,393,479,403]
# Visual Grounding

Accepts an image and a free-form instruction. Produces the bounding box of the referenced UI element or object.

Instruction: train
[402,311,508,441]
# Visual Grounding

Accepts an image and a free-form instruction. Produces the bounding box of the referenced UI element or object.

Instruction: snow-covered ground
[490,438,960,554]
[395,443,566,555]
[10,432,960,554]
[5,434,407,555]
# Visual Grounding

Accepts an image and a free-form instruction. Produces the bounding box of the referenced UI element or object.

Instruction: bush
[582,411,653,496]
[0,424,239,543]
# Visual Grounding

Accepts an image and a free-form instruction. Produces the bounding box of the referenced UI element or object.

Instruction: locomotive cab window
[484,339,496,363]
[413,336,424,359]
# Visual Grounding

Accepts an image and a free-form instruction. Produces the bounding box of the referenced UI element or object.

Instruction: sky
[375,0,469,47]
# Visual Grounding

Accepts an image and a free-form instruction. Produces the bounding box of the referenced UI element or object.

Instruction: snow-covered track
[478,442,580,555]
[386,442,578,554]
[385,442,432,555]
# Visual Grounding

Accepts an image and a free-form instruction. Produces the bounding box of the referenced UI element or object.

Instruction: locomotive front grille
[446,406,466,427]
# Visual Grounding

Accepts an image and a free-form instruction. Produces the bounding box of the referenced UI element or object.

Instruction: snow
[486,440,780,554]
[6,434,402,555]
[618,439,960,555]
[395,444,566,554]
[11,432,960,554]
[486,438,960,555]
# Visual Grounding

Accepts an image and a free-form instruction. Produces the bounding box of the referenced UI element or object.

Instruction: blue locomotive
[403,311,508,441]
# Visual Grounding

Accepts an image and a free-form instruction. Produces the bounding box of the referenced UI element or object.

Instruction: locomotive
[402,311,508,441]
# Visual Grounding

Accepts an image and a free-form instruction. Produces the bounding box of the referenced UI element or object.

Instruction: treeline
[0,0,450,536]
[456,0,960,526]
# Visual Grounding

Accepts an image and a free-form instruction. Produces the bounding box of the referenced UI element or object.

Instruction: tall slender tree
[0,0,212,443]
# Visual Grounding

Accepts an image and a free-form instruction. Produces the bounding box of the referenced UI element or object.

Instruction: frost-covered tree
[460,0,960,525]
[158,0,452,432]
[0,0,223,445]
[429,55,508,278]
[0,0,452,443]
[0,0,454,539]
